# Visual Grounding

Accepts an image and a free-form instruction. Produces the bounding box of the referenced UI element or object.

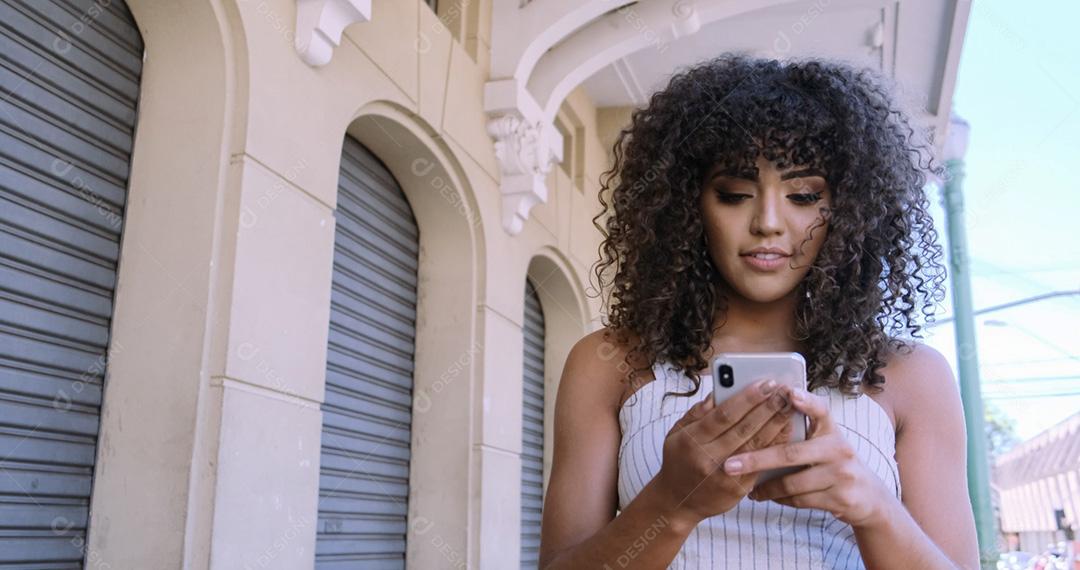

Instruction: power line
[928,289,1080,326]
[974,267,1080,276]
[982,374,1080,384]
[998,320,1080,362]
[983,391,1080,400]
[981,374,1080,398]
[983,356,1080,367]
[970,255,1080,289]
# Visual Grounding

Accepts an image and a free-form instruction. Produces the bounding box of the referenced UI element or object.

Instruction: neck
[708,281,805,355]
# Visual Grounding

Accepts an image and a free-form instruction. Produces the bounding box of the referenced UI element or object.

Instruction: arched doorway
[0,0,143,564]
[316,135,419,567]
[521,278,546,568]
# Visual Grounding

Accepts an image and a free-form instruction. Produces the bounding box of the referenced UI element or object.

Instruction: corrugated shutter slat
[316,136,418,569]
[521,279,545,569]
[0,1,142,565]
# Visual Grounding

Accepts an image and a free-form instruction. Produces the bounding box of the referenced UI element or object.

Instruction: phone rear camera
[718,364,734,388]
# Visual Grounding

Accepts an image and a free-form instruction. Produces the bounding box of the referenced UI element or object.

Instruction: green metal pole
[941,154,1000,569]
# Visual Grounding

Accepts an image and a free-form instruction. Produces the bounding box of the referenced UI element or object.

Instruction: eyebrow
[781,167,827,181]
[710,167,827,182]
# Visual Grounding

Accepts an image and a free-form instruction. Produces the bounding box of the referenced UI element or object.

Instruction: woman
[538,54,981,569]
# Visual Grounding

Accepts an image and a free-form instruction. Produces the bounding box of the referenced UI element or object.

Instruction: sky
[919,0,1080,443]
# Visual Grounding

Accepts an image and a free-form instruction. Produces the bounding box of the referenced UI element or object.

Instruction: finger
[768,489,833,510]
[772,385,799,415]
[765,387,799,445]
[768,420,794,446]
[740,405,794,452]
[672,397,711,430]
[678,397,712,423]
[727,419,796,497]
[721,434,835,476]
[700,389,791,457]
[749,464,831,501]
[684,378,778,441]
[789,388,835,437]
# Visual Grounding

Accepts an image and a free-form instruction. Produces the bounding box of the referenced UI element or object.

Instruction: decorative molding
[528,0,702,121]
[481,0,967,233]
[612,58,646,107]
[484,0,703,235]
[294,0,372,67]
[486,114,563,235]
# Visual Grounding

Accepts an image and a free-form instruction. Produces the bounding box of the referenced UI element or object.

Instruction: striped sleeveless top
[617,360,901,569]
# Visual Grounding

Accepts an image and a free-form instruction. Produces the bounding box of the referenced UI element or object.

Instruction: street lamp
[938,111,999,570]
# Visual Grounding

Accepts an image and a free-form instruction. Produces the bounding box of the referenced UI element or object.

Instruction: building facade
[995,412,1080,554]
[0,0,969,567]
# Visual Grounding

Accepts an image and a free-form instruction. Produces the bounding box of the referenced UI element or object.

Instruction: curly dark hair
[590,53,949,406]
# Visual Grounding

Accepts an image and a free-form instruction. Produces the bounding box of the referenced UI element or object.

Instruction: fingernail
[792,389,805,403]
[761,380,777,394]
[724,458,743,474]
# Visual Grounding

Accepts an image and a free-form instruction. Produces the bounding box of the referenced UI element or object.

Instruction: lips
[741,246,791,257]
[744,252,785,260]
[741,250,790,271]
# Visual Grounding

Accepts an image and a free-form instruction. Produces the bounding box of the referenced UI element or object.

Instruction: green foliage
[985,402,1020,458]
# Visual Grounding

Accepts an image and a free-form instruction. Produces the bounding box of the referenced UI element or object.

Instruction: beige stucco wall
[85,0,619,568]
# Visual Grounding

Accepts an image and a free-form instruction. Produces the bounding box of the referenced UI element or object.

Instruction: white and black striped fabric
[617,361,901,569]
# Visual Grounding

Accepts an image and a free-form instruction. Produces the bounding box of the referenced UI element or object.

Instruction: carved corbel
[486,114,563,235]
[294,0,372,66]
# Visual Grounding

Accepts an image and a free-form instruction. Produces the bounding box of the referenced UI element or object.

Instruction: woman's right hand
[651,379,794,524]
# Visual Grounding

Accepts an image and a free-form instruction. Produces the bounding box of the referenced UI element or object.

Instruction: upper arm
[890,343,981,570]
[538,330,631,568]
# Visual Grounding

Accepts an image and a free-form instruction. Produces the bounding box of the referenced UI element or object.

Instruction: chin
[726,280,797,304]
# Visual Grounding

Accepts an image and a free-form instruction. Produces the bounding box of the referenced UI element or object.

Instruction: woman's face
[699,154,832,304]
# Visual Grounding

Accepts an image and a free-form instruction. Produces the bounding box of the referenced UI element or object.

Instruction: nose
[750,191,783,236]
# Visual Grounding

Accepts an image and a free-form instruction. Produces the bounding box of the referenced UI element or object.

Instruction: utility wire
[983,391,1080,400]
[928,289,1080,326]
[982,374,1080,384]
[983,356,1080,367]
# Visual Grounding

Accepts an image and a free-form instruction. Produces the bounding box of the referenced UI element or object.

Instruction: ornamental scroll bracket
[486,112,563,236]
[294,0,372,67]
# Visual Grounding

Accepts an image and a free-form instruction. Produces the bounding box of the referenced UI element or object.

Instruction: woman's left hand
[720,386,895,529]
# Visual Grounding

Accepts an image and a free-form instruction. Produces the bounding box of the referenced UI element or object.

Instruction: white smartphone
[711,352,809,484]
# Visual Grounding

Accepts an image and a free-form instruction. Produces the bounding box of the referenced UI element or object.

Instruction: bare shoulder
[876,342,981,568]
[540,327,654,566]
[876,341,960,436]
[560,327,654,415]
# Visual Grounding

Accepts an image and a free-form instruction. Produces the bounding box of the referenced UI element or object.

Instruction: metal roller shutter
[521,279,545,568]
[316,136,419,568]
[0,0,142,565]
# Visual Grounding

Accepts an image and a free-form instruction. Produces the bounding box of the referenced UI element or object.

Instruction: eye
[715,191,751,204]
[788,192,824,205]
